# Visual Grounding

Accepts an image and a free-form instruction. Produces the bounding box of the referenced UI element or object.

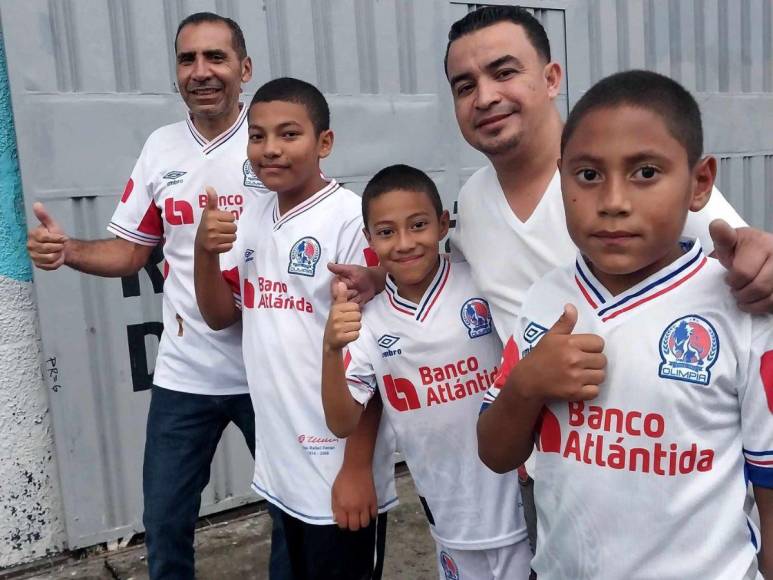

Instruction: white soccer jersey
[108,105,267,395]
[345,257,526,550]
[223,179,397,524]
[484,239,773,580]
[451,165,746,345]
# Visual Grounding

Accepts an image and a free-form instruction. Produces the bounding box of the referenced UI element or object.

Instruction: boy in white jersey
[194,77,397,579]
[478,70,773,579]
[321,164,531,579]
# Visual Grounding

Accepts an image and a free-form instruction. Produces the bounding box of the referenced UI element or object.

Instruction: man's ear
[544,61,562,100]
[318,129,334,159]
[689,155,717,212]
[241,56,253,84]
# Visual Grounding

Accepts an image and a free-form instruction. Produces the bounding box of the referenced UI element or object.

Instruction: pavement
[3,469,438,580]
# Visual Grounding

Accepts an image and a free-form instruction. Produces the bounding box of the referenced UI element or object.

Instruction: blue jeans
[143,385,290,579]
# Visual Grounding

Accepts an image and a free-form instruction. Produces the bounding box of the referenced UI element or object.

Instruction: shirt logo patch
[244,248,254,262]
[439,551,459,580]
[378,335,402,358]
[288,237,321,277]
[243,159,262,188]
[658,315,719,386]
[163,170,186,180]
[460,298,492,338]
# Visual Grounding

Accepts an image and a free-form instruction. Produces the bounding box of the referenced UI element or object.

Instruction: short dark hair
[561,70,703,167]
[445,5,551,75]
[250,77,330,135]
[175,12,247,60]
[362,165,443,228]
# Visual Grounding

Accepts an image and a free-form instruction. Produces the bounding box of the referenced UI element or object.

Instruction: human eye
[410,220,429,230]
[248,133,264,142]
[375,227,394,237]
[495,67,517,80]
[282,130,300,139]
[632,165,660,181]
[575,168,602,183]
[455,82,474,97]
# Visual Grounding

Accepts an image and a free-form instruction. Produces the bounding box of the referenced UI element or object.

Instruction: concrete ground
[3,469,437,580]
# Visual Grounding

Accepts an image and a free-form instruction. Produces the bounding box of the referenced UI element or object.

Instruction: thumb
[205,187,219,211]
[709,219,737,269]
[549,304,578,335]
[333,280,349,304]
[33,202,61,232]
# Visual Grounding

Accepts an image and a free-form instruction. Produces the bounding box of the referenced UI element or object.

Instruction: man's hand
[331,462,377,531]
[195,187,237,254]
[710,219,773,314]
[27,202,68,270]
[512,304,606,402]
[324,281,362,351]
[327,263,382,305]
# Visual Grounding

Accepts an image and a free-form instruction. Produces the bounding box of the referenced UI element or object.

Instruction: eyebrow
[248,120,303,131]
[176,49,228,62]
[565,150,672,166]
[449,54,524,87]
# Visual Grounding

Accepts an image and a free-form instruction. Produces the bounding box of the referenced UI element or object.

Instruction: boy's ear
[362,226,372,244]
[439,209,450,240]
[318,129,334,159]
[689,155,716,212]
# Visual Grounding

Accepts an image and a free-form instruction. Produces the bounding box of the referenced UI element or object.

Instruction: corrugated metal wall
[1,0,770,549]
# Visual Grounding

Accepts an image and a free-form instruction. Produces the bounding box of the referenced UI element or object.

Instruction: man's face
[446,22,558,158]
[175,21,251,125]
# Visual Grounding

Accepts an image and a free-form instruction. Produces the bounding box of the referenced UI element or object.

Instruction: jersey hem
[107,223,159,247]
[153,377,249,396]
[430,526,528,551]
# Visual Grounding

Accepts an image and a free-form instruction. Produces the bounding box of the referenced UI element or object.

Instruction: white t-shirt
[345,257,526,550]
[485,240,773,580]
[223,179,397,524]
[451,165,746,345]
[108,105,267,395]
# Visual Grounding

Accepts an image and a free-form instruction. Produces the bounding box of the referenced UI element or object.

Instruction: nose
[395,229,416,252]
[263,135,281,158]
[597,177,632,217]
[190,56,211,82]
[475,77,501,110]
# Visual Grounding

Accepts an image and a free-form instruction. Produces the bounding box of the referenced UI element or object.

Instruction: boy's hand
[27,202,69,270]
[324,281,361,350]
[512,304,606,401]
[331,463,378,531]
[328,263,379,305]
[195,187,237,254]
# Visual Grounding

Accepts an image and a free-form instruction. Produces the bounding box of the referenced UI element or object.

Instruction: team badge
[439,551,460,580]
[243,159,263,188]
[288,237,321,277]
[658,315,719,385]
[460,298,492,338]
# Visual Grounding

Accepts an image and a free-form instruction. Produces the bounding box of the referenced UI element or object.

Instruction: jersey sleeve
[740,314,773,488]
[336,215,377,267]
[220,240,243,310]
[481,317,526,413]
[682,186,747,255]
[106,140,163,246]
[343,333,378,407]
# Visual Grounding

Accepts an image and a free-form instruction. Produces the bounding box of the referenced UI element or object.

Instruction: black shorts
[278,510,388,580]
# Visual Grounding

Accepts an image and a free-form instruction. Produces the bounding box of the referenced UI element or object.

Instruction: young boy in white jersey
[478,70,773,579]
[321,164,531,580]
[193,77,397,579]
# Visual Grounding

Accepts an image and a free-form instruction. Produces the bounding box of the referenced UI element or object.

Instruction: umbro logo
[244,249,255,262]
[378,334,402,358]
[163,170,187,180]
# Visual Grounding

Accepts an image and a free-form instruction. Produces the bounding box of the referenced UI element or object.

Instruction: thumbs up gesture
[27,202,69,270]
[514,304,606,402]
[195,187,237,254]
[324,280,362,350]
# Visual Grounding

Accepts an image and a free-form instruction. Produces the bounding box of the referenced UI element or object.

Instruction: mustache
[186,82,223,91]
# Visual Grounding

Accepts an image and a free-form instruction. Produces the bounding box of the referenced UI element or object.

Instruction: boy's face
[560,105,714,294]
[247,100,332,196]
[365,189,450,296]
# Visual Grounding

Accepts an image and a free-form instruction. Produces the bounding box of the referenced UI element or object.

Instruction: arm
[321,281,365,436]
[332,397,384,531]
[27,202,153,276]
[193,188,241,330]
[477,305,606,473]
[755,485,773,578]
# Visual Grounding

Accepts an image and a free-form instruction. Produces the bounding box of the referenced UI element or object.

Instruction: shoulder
[330,185,365,222]
[522,264,574,314]
[140,120,189,157]
[458,164,496,204]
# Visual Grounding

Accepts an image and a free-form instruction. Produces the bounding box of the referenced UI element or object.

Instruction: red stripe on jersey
[138,201,163,237]
[761,351,773,414]
[343,350,352,370]
[575,275,598,309]
[493,336,521,388]
[121,178,134,203]
[243,279,255,308]
[222,267,240,295]
[537,407,562,454]
[364,247,379,267]
[747,457,773,466]
[419,260,451,322]
[163,261,169,279]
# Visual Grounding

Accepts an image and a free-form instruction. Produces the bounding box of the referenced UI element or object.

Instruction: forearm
[321,347,364,437]
[368,266,387,295]
[478,372,544,473]
[754,485,773,578]
[65,237,152,277]
[193,247,240,330]
[341,396,382,468]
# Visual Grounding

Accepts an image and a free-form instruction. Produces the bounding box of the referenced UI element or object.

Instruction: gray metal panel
[2,0,772,548]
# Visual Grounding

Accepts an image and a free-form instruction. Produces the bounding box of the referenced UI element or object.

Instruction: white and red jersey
[345,257,526,550]
[485,239,773,580]
[108,105,267,395]
[451,165,746,344]
[223,179,397,524]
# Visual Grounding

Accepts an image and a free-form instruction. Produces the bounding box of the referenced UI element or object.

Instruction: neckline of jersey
[574,238,707,323]
[384,255,451,322]
[185,103,247,155]
[271,179,340,231]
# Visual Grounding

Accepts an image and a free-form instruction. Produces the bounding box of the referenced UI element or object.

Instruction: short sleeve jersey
[224,180,397,524]
[451,165,747,345]
[485,240,773,580]
[108,105,267,395]
[345,257,526,550]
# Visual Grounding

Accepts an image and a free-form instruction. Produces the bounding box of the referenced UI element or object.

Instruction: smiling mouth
[475,112,512,128]
[190,87,221,96]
